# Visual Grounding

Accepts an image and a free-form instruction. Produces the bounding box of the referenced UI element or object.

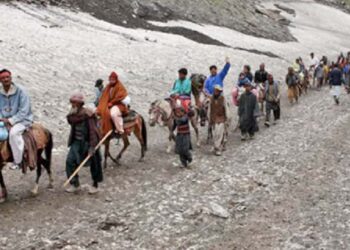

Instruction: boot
[65,185,81,194]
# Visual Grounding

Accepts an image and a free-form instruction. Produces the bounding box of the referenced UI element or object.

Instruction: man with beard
[65,93,103,194]
[264,74,281,127]
[0,69,33,170]
[239,81,259,141]
[96,72,128,137]
[209,85,227,156]
[254,63,268,86]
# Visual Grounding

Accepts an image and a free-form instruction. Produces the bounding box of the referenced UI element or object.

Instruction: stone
[209,202,230,219]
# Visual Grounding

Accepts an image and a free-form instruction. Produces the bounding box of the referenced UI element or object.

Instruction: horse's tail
[140,115,148,151]
[44,130,53,168]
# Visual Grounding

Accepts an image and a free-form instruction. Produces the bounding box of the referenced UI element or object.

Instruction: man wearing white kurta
[0,69,33,170]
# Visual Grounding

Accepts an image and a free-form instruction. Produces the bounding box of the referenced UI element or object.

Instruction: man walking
[286,67,299,104]
[329,63,343,105]
[314,62,324,89]
[239,81,259,140]
[264,74,280,127]
[65,93,103,194]
[209,85,227,156]
[254,63,268,86]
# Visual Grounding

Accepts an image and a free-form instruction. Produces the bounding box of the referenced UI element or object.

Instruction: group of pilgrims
[0,51,349,196]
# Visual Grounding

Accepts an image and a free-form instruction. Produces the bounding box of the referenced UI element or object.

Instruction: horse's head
[149,101,167,127]
[191,74,207,90]
[148,101,158,127]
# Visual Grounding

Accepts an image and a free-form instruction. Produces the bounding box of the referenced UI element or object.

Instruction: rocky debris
[316,0,350,13]
[274,4,296,15]
[1,0,297,43]
[234,47,282,59]
[209,202,230,219]
[0,1,350,249]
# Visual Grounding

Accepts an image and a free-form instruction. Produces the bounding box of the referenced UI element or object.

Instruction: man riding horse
[0,69,33,171]
[96,72,129,137]
[97,71,147,167]
[171,68,192,113]
[204,57,231,96]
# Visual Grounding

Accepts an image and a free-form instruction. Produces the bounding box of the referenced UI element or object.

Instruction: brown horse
[0,124,53,203]
[103,111,147,168]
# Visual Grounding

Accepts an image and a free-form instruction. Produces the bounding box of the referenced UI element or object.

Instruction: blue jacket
[204,63,231,95]
[330,68,343,86]
[0,83,33,127]
[172,78,192,96]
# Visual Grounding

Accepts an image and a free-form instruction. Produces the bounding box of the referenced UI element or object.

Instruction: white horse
[149,99,200,153]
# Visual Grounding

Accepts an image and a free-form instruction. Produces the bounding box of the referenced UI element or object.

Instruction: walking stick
[63,130,113,187]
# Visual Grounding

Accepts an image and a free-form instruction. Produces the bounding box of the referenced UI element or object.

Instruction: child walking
[173,105,193,168]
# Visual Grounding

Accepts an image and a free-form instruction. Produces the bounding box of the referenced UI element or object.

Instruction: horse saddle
[123,110,138,124]
[0,123,49,171]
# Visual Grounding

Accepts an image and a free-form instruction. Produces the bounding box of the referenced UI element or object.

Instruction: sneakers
[88,185,100,195]
[215,151,222,156]
[264,121,270,127]
[9,164,21,170]
[241,134,248,141]
[65,185,81,194]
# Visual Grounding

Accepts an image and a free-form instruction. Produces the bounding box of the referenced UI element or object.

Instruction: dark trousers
[266,101,280,122]
[175,133,193,167]
[66,140,103,187]
[180,151,192,167]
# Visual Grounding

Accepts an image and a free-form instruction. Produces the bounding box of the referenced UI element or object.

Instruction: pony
[149,99,200,153]
[103,111,147,168]
[0,124,53,203]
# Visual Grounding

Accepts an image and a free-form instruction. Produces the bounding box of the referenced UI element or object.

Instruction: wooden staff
[63,130,113,187]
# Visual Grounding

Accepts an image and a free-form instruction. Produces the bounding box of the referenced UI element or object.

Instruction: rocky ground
[0,0,350,249]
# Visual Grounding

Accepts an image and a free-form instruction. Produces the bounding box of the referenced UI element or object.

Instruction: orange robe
[96,81,128,136]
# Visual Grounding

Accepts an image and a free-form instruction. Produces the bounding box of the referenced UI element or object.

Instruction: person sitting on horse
[254,63,268,86]
[286,67,299,104]
[172,105,193,168]
[171,68,192,113]
[0,69,33,171]
[65,92,103,194]
[209,85,227,156]
[264,74,281,127]
[243,65,253,83]
[96,72,128,137]
[293,58,302,74]
[94,79,104,107]
[204,57,231,96]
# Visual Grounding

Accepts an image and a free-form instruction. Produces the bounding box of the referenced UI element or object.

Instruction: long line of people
[0,51,349,196]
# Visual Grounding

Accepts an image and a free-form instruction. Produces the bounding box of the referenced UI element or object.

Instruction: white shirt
[310,57,319,68]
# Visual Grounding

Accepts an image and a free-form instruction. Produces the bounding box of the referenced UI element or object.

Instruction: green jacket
[172,78,192,96]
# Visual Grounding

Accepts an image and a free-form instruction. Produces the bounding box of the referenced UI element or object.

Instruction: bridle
[149,101,172,126]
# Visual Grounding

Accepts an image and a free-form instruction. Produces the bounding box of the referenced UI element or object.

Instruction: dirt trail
[1,85,349,250]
